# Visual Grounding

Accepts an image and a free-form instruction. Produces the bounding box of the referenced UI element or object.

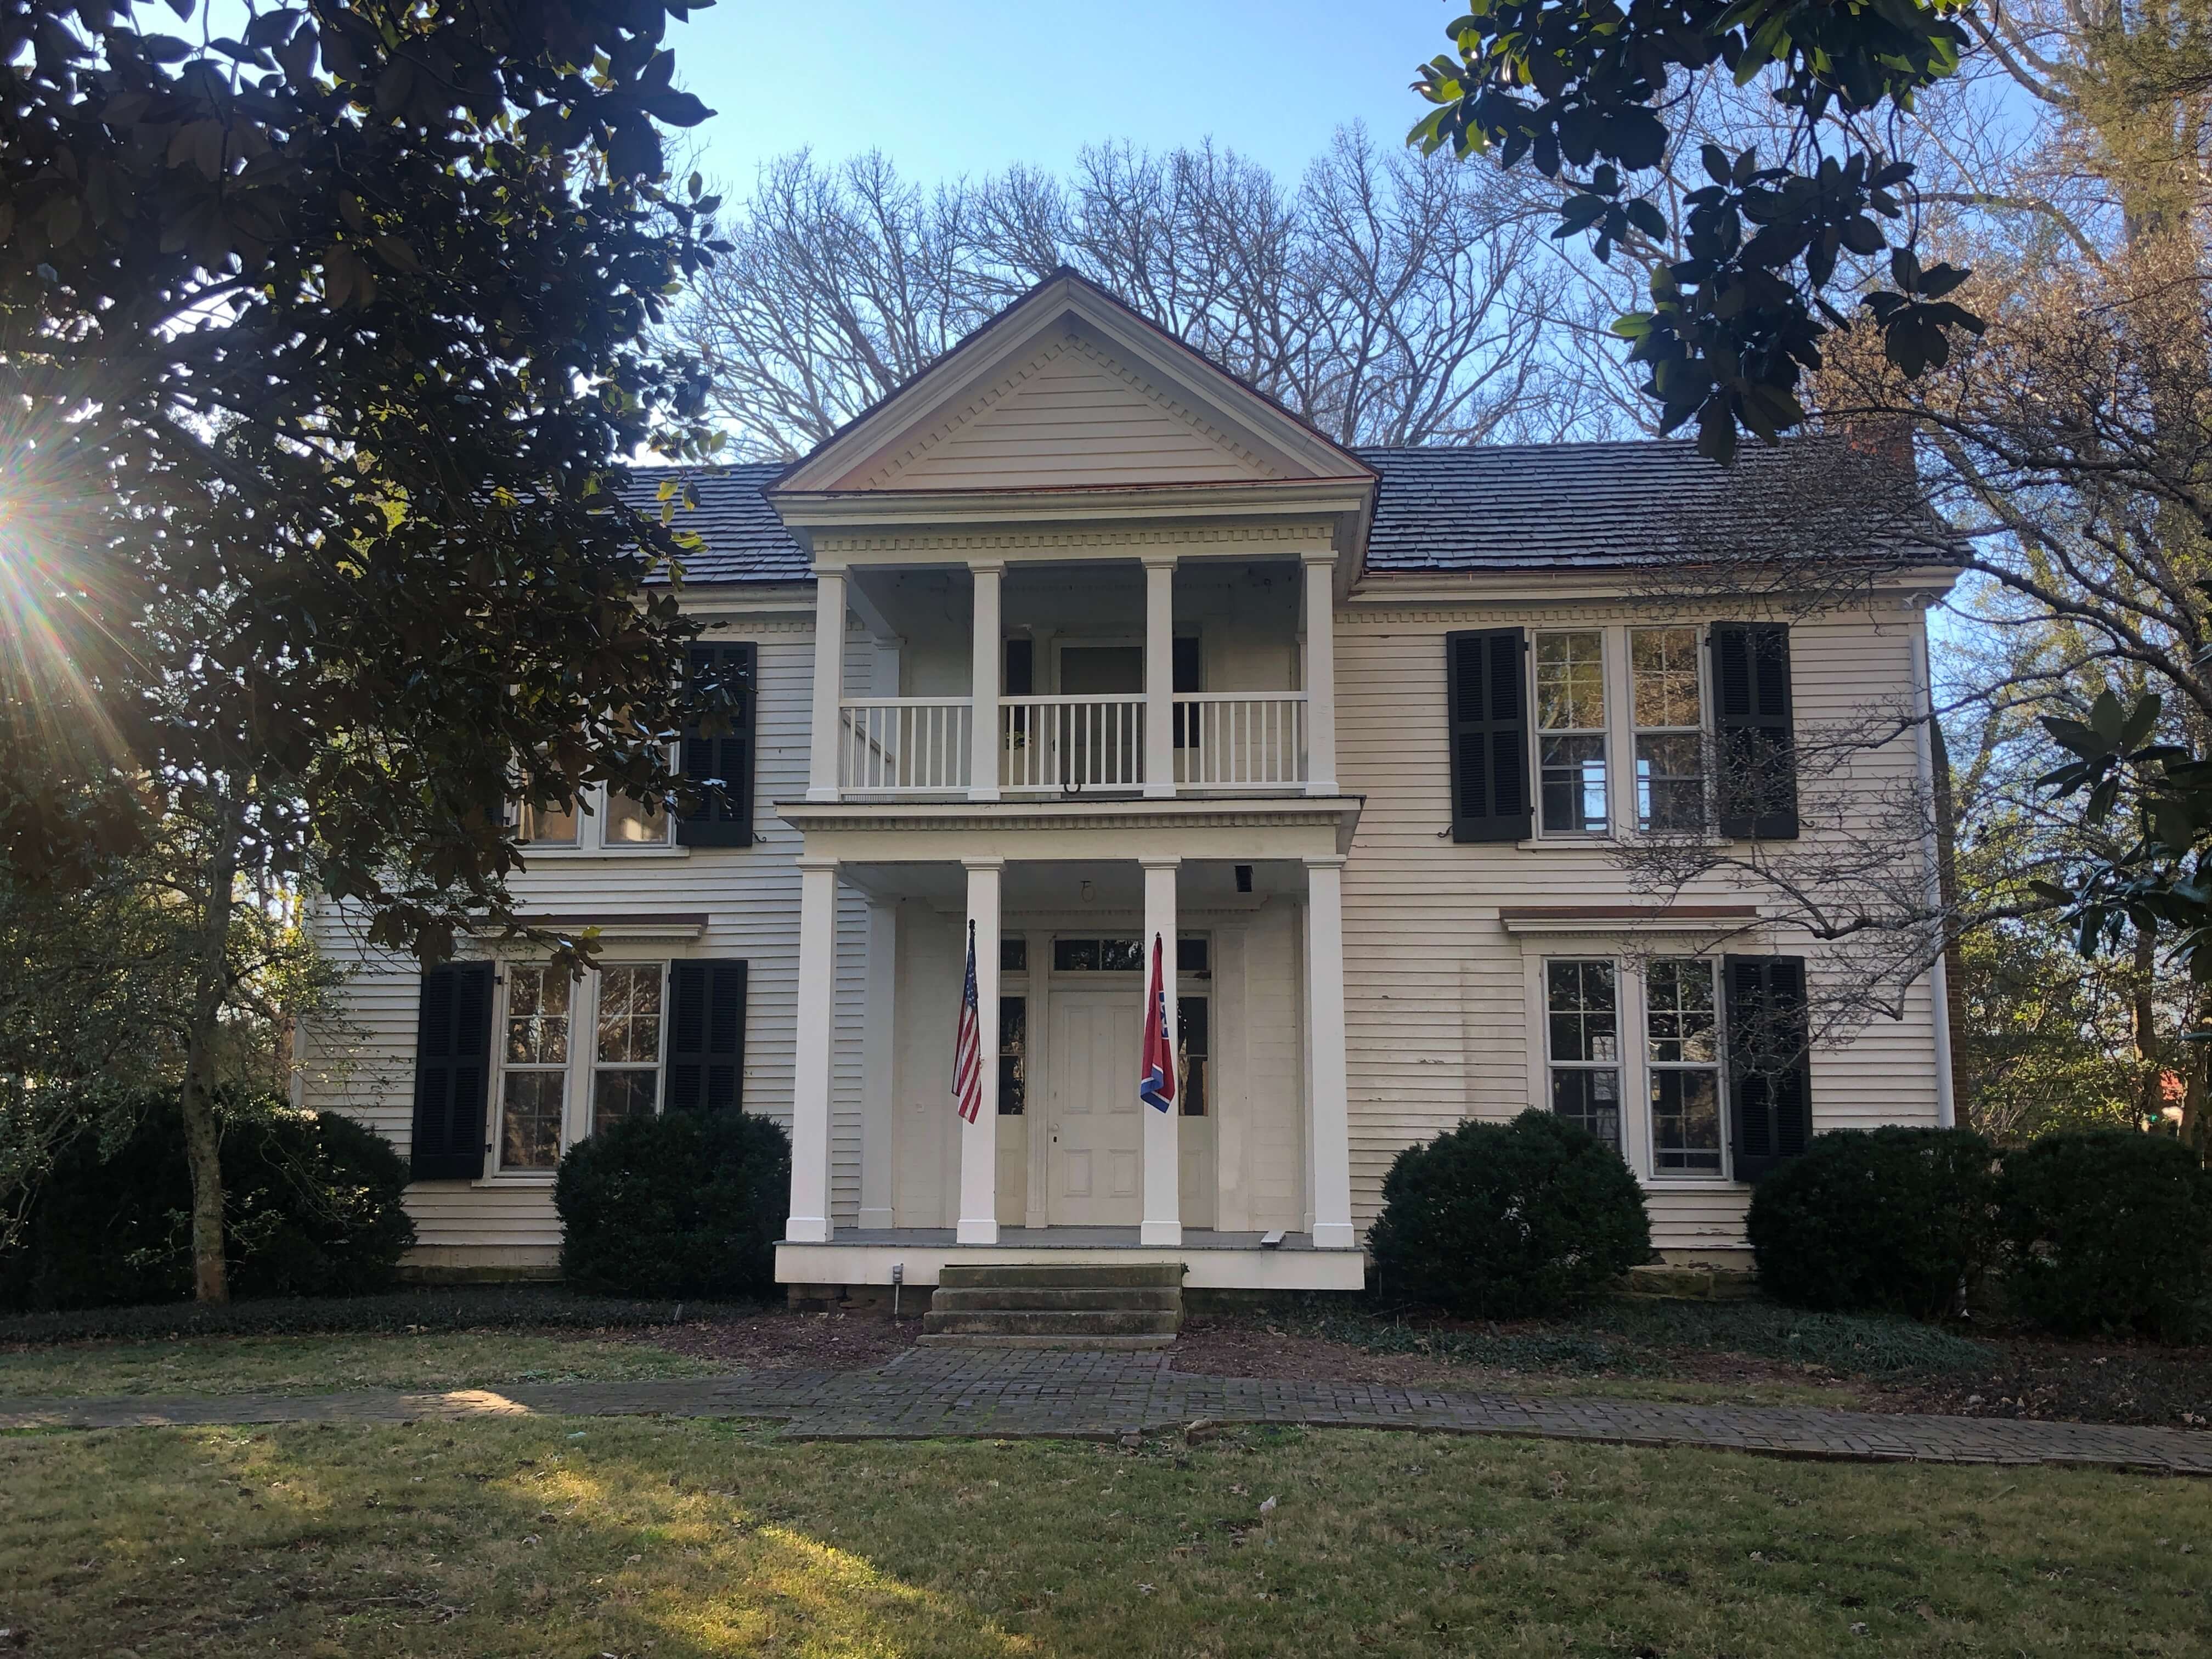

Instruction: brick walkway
[4,1348,2207,1475]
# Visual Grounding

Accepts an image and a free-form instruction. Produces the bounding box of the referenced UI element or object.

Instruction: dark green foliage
[0,1091,414,1311]
[1995,1130,2212,1340]
[1747,1127,1997,1319]
[556,1112,791,1299]
[1367,1110,1652,1317]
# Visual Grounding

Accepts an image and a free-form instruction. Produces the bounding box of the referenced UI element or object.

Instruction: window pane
[1177,935,1210,974]
[1536,631,1606,730]
[999,996,1025,1114]
[1053,938,1098,972]
[1000,937,1028,974]
[1651,1070,1723,1172]
[1550,1067,1622,1150]
[604,792,669,845]
[591,1068,658,1133]
[1646,958,1718,1063]
[517,800,578,845]
[1630,627,1702,727]
[1545,961,1617,1062]
[504,967,571,1065]
[501,1071,565,1169]
[596,964,663,1064]
[1179,996,1209,1116]
[1100,938,1143,972]
[1636,734,1705,833]
[1541,735,1608,834]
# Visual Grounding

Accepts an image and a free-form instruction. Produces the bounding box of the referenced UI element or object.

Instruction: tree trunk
[178,798,245,1304]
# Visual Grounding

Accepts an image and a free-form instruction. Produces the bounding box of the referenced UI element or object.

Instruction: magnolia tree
[1,0,740,1298]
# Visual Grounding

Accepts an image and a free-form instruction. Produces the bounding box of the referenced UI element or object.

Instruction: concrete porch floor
[775,1226,1367,1291]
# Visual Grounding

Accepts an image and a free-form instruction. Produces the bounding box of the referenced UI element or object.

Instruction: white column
[1303,854,1355,1249]
[968,561,1003,802]
[1302,553,1339,796]
[957,857,1003,1243]
[856,899,898,1231]
[1141,855,1182,1245]
[806,568,847,802]
[786,857,839,1243]
[1143,556,1177,798]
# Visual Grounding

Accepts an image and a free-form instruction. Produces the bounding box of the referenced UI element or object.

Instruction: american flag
[952,920,983,1123]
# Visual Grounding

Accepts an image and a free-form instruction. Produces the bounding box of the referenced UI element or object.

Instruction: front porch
[776,1226,1368,1291]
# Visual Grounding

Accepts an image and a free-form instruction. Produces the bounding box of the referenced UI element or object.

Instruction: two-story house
[304,269,1957,1296]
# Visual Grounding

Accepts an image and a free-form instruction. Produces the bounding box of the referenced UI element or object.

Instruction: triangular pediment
[775,270,1372,498]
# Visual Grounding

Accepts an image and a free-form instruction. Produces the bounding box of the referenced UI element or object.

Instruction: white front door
[1047,988,1143,1225]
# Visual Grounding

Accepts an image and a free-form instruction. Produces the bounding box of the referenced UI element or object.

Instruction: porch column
[1141,855,1182,1245]
[968,561,1003,802]
[1303,854,1355,1249]
[1143,555,1177,798]
[856,899,898,1231]
[806,568,847,802]
[957,857,1003,1244]
[1302,553,1339,796]
[786,856,839,1243]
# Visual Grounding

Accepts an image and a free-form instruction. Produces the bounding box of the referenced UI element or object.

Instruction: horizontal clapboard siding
[1335,601,1942,1254]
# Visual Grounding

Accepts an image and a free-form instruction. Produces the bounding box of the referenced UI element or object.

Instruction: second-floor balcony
[800,551,1342,807]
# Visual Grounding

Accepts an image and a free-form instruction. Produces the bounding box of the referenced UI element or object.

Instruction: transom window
[1544,959,1621,1149]
[1632,627,1707,833]
[1536,630,1609,836]
[1646,957,1724,1173]
[1051,936,1210,973]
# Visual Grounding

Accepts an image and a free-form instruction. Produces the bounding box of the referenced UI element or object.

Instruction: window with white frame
[1631,627,1707,833]
[1646,956,1725,1173]
[499,964,571,1171]
[591,963,665,1131]
[1544,959,1622,1149]
[1535,630,1609,835]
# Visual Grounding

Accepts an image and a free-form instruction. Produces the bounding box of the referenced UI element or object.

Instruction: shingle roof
[626,438,1928,586]
[1352,438,1915,574]
[622,464,809,586]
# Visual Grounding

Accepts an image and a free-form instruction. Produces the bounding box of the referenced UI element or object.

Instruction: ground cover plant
[1,1418,2206,1658]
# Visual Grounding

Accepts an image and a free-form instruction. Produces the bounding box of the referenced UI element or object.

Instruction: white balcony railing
[1000,695,1146,792]
[838,697,973,794]
[1172,692,1308,789]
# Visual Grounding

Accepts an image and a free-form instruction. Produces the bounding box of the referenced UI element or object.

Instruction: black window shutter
[1172,634,1202,747]
[1446,628,1531,843]
[1724,954,1812,1181]
[678,642,757,848]
[410,961,494,1181]
[666,960,747,1113]
[1712,623,1798,839]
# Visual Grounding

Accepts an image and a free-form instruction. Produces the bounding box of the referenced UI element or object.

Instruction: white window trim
[484,957,672,1181]
[1521,946,1738,1187]
[1530,628,1613,838]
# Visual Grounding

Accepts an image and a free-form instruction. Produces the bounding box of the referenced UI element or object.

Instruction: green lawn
[0,1331,718,1397]
[1,1418,2204,1657]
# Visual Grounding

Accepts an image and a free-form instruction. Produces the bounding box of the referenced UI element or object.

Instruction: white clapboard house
[304,269,1957,1295]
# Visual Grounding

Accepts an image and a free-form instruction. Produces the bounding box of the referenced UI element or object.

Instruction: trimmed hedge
[555,1110,790,1299]
[0,1091,415,1311]
[1367,1110,1652,1318]
[1747,1127,1997,1319]
[1995,1130,2212,1339]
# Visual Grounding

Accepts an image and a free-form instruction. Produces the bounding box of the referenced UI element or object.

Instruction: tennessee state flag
[1139,932,1177,1114]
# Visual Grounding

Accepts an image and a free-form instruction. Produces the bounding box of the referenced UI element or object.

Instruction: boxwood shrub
[1367,1109,1652,1318]
[1746,1127,1996,1319]
[555,1110,791,1298]
[0,1090,415,1311]
[1995,1130,2212,1340]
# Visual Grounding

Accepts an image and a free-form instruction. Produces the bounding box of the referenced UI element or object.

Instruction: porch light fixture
[1080,879,1096,904]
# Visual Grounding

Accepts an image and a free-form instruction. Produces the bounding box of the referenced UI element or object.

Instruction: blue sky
[669,2,1452,189]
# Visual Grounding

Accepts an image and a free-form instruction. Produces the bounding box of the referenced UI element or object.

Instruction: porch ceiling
[831,857,1313,911]
[773,793,1361,864]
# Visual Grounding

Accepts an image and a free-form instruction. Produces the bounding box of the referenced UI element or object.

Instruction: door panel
[1047,990,1142,1226]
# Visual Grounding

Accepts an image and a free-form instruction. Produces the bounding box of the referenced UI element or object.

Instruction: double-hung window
[494,961,674,1173]
[1544,960,1622,1149]
[516,757,675,851]
[592,964,665,1130]
[1631,627,1707,833]
[1646,957,1724,1173]
[499,964,572,1171]
[1535,631,1609,836]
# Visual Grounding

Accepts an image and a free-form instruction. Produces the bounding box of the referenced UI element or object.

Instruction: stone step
[914,1333,1177,1351]
[936,1261,1184,1291]
[921,1308,1181,1338]
[930,1285,1182,1313]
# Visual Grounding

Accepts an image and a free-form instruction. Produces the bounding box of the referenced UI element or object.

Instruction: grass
[1,1418,2205,1658]
[0,1331,719,1398]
